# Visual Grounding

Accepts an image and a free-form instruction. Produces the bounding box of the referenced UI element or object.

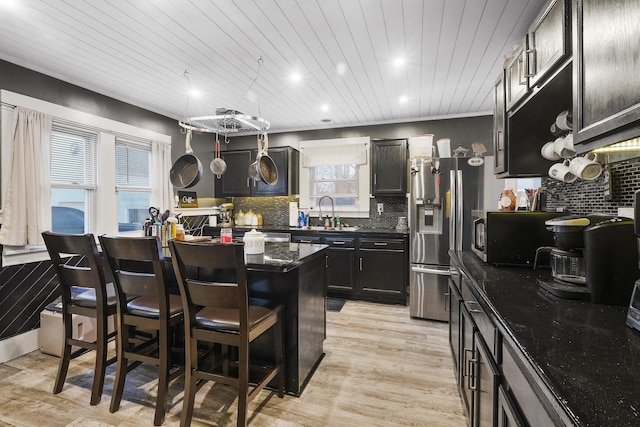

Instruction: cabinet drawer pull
[469,357,478,391]
[299,239,313,243]
[333,241,346,245]
[374,242,388,246]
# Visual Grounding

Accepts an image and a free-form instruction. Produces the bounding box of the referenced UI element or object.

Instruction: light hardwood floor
[0,301,467,426]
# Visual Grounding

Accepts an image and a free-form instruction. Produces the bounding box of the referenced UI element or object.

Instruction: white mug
[553,134,576,159]
[549,159,577,183]
[569,153,602,180]
[555,110,573,132]
[541,141,561,161]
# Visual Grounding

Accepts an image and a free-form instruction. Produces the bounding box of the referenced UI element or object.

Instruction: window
[116,139,151,232]
[299,137,370,218]
[50,124,97,234]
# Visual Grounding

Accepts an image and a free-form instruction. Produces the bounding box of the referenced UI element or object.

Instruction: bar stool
[168,240,285,427]
[99,235,184,426]
[41,231,118,405]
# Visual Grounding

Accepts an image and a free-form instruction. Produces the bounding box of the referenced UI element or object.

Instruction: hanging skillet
[257,132,278,185]
[170,129,203,188]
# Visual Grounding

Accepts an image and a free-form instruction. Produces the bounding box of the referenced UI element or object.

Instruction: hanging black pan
[170,129,203,188]
[257,132,278,185]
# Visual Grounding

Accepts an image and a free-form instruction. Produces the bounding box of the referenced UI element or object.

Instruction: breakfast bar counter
[165,241,328,396]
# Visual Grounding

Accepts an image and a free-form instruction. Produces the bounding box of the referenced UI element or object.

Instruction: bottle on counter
[236,210,245,226]
[256,213,263,226]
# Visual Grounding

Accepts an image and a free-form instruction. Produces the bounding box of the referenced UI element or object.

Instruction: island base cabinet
[497,385,525,427]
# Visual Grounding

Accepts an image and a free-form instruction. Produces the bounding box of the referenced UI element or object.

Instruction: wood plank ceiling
[0,0,546,133]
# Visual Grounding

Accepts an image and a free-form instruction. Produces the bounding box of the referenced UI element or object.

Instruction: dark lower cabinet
[291,232,407,304]
[358,237,407,304]
[325,237,356,295]
[448,275,462,381]
[473,332,499,427]
[497,385,525,427]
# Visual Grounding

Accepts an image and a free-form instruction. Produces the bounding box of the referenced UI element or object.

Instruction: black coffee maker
[537,215,640,305]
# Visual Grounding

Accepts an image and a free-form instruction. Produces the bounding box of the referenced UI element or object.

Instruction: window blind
[51,124,97,186]
[116,139,151,187]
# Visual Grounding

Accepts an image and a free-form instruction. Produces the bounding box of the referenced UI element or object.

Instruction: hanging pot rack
[178,57,270,135]
[179,108,270,134]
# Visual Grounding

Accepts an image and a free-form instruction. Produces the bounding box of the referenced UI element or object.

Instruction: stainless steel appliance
[538,215,639,305]
[409,156,482,320]
[472,211,564,266]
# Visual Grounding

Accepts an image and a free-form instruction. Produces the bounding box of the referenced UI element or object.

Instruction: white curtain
[0,107,52,246]
[151,140,174,210]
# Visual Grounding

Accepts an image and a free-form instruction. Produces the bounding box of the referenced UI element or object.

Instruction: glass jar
[220,227,233,243]
[499,189,516,211]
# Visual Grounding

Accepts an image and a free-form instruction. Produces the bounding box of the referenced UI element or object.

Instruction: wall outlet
[377,203,384,214]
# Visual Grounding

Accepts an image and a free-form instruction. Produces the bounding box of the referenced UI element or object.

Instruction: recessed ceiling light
[290,72,302,83]
[399,95,408,103]
[321,104,329,112]
[189,89,201,98]
[336,62,348,76]
[393,57,405,68]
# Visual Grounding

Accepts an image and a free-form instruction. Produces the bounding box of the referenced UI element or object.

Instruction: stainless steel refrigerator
[409,156,483,320]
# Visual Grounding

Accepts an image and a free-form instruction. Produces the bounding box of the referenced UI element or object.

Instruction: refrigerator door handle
[456,169,463,252]
[411,265,452,276]
[449,169,456,251]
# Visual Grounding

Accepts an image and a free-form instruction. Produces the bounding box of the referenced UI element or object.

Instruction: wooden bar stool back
[168,240,285,427]
[41,231,118,405]
[99,235,184,426]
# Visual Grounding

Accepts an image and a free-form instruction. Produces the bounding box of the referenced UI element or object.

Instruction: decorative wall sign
[178,191,198,208]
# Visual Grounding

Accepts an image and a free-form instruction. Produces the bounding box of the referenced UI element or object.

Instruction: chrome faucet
[318,196,335,227]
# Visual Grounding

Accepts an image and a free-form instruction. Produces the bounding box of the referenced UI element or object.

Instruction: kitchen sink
[305,226,360,232]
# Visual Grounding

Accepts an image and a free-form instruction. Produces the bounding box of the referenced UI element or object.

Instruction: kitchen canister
[243,229,265,254]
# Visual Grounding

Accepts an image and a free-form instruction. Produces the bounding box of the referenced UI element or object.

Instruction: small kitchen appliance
[538,215,639,305]
[218,203,234,227]
[471,210,564,266]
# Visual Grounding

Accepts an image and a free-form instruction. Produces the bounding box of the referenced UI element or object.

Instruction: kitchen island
[166,241,328,396]
[451,250,640,426]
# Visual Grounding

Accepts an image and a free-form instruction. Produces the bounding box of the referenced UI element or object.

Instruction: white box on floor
[39,310,114,357]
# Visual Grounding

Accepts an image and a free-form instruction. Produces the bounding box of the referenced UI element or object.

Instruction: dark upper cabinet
[216,147,299,197]
[217,150,252,196]
[505,41,530,111]
[252,147,299,196]
[493,72,507,175]
[573,0,640,151]
[527,0,571,88]
[371,139,407,196]
[494,0,573,177]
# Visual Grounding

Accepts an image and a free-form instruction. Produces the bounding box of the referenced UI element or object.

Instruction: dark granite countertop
[454,250,640,426]
[205,224,408,236]
[244,241,328,272]
[164,241,327,273]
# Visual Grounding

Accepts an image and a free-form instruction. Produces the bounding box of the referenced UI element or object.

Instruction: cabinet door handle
[246,177,250,188]
[359,257,363,271]
[525,48,536,77]
[518,49,527,85]
[325,255,328,268]
[444,292,450,312]
[374,173,377,185]
[468,356,478,391]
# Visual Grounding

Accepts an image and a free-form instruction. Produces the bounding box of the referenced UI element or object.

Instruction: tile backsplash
[226,196,408,229]
[544,157,640,216]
